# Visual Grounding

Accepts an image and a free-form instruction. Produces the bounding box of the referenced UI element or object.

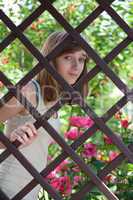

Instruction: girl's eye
[79,58,85,63]
[64,56,72,60]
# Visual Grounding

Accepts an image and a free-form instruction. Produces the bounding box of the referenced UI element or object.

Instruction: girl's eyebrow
[61,52,71,56]
[82,53,88,58]
[61,52,87,58]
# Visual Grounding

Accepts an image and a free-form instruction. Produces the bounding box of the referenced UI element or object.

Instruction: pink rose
[50,177,61,191]
[120,119,129,128]
[82,143,97,158]
[55,160,69,172]
[103,134,113,145]
[72,165,81,172]
[65,128,83,140]
[109,151,119,162]
[73,175,82,186]
[69,116,94,128]
[59,176,72,196]
[47,155,52,161]
[46,170,57,179]
[50,176,72,196]
[104,174,116,183]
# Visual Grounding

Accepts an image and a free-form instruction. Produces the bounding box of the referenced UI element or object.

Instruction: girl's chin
[69,80,76,85]
[65,78,77,85]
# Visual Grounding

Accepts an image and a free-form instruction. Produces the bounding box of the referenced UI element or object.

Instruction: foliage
[41,111,133,200]
[0,0,133,199]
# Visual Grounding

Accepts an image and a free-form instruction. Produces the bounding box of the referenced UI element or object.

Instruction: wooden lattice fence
[0,0,133,199]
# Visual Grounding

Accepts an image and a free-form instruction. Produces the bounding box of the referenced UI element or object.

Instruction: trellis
[0,0,133,199]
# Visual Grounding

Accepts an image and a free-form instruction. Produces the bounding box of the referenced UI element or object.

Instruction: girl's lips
[68,72,78,76]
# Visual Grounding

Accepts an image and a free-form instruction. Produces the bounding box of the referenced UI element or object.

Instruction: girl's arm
[0,96,25,122]
[0,82,36,122]
[0,82,37,148]
[0,96,25,148]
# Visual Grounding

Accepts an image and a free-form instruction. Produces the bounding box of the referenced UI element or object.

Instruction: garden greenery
[0,0,133,199]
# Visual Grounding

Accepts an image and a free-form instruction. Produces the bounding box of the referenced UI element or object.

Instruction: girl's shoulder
[21,81,35,94]
[19,81,38,114]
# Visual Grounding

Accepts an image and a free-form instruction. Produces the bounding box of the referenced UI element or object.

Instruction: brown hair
[36,31,89,104]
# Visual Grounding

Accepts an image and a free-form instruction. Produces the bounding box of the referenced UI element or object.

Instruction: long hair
[36,31,89,104]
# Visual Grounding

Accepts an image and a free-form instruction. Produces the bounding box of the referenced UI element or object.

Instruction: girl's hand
[9,123,38,148]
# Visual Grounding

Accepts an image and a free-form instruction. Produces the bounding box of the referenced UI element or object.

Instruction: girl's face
[55,50,87,85]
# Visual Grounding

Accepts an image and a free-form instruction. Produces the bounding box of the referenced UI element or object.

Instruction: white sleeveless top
[0,80,61,198]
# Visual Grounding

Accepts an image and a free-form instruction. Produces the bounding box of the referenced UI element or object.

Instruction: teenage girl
[0,31,88,199]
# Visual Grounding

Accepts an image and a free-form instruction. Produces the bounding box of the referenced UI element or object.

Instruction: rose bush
[44,112,133,200]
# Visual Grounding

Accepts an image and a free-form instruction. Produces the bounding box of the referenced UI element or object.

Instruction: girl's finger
[17,135,26,145]
[18,130,36,145]
[10,124,38,148]
[19,126,34,138]
[25,123,38,135]
[10,132,25,145]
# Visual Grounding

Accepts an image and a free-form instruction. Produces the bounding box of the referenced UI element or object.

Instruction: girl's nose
[71,59,79,68]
